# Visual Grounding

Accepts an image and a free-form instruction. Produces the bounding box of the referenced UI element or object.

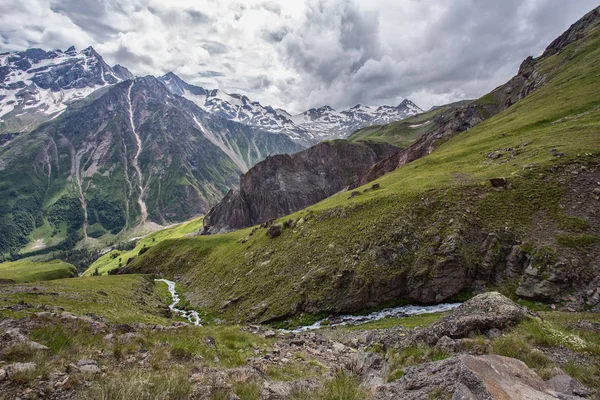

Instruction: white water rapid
[286,302,461,333]
[155,279,201,326]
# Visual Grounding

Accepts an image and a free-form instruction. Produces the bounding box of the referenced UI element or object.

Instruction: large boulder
[374,355,588,399]
[412,292,533,346]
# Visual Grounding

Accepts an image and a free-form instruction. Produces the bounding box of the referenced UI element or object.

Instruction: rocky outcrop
[542,6,599,58]
[201,140,399,234]
[374,355,588,400]
[360,5,600,186]
[375,292,535,350]
[412,292,533,345]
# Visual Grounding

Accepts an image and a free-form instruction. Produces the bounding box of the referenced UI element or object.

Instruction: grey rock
[261,381,293,399]
[374,355,588,399]
[117,332,143,343]
[6,362,36,377]
[264,330,277,338]
[76,359,98,368]
[266,224,283,239]
[546,374,591,397]
[486,328,502,339]
[78,364,101,374]
[435,336,458,353]
[489,178,507,188]
[25,341,50,351]
[2,328,27,342]
[410,292,532,346]
[352,351,389,387]
[332,342,346,353]
[261,379,319,400]
[517,263,569,301]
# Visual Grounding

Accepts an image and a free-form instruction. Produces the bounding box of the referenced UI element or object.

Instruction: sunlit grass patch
[0,258,76,283]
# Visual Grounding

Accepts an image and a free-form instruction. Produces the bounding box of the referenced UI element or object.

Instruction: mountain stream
[155,279,201,326]
[156,276,459,331]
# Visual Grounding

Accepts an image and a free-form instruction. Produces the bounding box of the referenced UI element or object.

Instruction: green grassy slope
[347,101,470,147]
[0,275,172,324]
[0,259,77,283]
[122,15,600,323]
[82,216,204,276]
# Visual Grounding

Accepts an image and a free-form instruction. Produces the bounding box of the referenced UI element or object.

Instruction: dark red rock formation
[202,140,399,234]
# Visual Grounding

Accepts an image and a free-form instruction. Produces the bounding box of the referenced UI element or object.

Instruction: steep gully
[127,81,148,226]
[156,278,459,329]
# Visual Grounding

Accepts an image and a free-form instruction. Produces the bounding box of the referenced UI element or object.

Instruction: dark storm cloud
[263,27,288,43]
[249,75,273,90]
[200,40,229,55]
[50,0,121,42]
[281,0,599,110]
[110,44,155,68]
[255,1,282,15]
[185,9,212,24]
[198,70,225,77]
[280,0,382,87]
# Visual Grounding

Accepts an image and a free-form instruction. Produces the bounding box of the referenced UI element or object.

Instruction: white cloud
[1,0,597,112]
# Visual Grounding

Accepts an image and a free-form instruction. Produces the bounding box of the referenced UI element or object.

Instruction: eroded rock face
[202,140,399,234]
[374,355,587,400]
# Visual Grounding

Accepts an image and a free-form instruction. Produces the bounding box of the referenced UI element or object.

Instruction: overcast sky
[0,1,597,113]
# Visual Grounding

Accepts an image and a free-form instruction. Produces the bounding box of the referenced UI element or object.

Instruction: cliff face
[202,140,399,234]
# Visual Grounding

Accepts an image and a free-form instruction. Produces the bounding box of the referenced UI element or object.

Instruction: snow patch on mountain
[159,73,423,146]
[0,46,132,128]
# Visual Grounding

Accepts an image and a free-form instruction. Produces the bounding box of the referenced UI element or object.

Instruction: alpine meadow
[1,3,600,400]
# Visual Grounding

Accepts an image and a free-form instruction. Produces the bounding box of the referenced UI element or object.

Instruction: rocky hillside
[0,72,301,256]
[119,7,600,325]
[347,100,471,148]
[1,283,598,399]
[160,72,423,147]
[202,140,399,234]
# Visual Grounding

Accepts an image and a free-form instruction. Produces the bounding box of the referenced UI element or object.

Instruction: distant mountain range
[160,72,422,146]
[0,45,422,255]
[1,49,422,148]
[0,46,301,255]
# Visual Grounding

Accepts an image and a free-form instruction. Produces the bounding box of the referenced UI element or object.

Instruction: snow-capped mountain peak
[0,45,131,129]
[158,71,424,146]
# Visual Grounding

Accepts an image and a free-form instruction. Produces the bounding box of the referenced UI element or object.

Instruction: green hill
[83,216,204,276]
[0,274,173,324]
[0,259,77,283]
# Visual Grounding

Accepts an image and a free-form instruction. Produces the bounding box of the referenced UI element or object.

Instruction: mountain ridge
[159,71,423,146]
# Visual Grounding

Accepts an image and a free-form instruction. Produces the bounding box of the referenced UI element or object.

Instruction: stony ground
[1,292,599,399]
